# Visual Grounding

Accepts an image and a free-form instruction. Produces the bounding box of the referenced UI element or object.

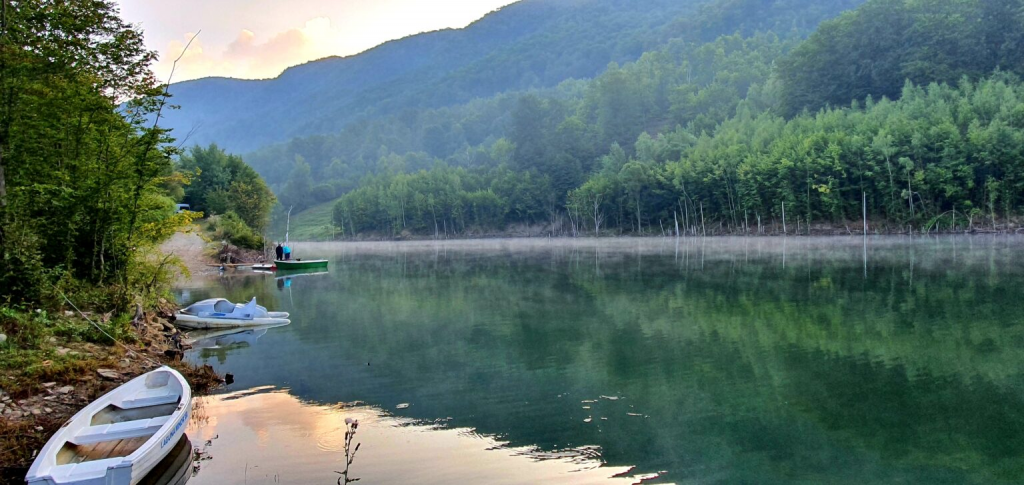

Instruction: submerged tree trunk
[700,201,706,237]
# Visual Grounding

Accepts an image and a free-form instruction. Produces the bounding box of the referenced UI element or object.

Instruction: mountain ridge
[162,0,709,153]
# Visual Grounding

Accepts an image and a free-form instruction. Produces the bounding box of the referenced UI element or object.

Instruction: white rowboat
[26,367,192,485]
[173,297,290,330]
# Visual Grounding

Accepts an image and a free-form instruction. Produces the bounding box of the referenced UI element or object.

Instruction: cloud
[157,17,342,82]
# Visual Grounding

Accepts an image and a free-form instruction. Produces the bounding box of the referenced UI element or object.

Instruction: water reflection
[276,270,330,294]
[185,324,290,365]
[138,434,195,485]
[181,236,1024,484]
[186,389,639,484]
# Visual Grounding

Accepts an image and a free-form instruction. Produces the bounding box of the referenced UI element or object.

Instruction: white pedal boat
[26,366,192,485]
[173,297,290,329]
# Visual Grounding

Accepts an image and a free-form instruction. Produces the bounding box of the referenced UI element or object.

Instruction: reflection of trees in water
[221,238,1024,483]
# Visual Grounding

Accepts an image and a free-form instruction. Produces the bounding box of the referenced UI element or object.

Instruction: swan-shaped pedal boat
[173,297,290,329]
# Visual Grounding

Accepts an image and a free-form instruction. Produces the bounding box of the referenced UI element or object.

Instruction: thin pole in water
[700,201,706,237]
[782,202,787,235]
[862,191,868,235]
[285,205,294,244]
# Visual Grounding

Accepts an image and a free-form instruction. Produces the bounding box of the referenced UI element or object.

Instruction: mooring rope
[52,287,165,368]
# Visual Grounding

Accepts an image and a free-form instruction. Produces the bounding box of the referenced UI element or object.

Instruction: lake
[178,236,1024,484]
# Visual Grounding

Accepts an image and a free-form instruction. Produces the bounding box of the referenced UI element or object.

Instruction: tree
[0,0,190,305]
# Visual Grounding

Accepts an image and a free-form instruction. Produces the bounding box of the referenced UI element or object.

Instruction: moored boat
[173,298,290,330]
[136,433,192,485]
[26,367,192,485]
[275,259,329,271]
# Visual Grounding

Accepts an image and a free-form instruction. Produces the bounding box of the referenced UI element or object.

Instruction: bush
[210,212,265,250]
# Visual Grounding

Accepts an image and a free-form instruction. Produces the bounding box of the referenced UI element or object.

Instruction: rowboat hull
[26,367,191,485]
[275,259,329,270]
[137,434,192,485]
[173,314,290,330]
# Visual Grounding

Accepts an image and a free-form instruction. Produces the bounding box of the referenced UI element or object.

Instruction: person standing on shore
[275,243,284,261]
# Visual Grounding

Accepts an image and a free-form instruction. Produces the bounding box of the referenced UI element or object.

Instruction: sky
[116,0,519,83]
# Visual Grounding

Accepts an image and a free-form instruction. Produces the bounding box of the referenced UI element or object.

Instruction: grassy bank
[271,200,339,242]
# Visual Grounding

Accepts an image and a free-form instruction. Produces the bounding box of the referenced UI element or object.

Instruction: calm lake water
[178,236,1024,484]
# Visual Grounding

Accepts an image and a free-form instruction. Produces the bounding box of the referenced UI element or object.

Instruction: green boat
[275,259,329,270]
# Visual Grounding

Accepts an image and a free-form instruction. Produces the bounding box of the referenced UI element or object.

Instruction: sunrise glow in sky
[116,0,518,83]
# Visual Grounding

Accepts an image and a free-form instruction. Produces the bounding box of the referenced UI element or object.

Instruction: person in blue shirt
[283,245,292,261]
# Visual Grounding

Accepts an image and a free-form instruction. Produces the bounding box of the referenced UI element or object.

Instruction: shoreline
[0,307,223,481]
[282,229,1024,246]
[285,221,1023,243]
[0,232,227,482]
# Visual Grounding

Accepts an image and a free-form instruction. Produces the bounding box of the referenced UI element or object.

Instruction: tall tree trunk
[0,147,6,209]
[0,0,9,211]
[635,197,642,235]
[885,155,896,214]
[907,174,914,218]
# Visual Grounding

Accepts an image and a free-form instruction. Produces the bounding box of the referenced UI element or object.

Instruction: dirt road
[161,230,214,281]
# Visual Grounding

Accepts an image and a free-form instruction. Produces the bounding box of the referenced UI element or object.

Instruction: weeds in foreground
[0,308,127,396]
[335,418,361,484]
[0,414,61,471]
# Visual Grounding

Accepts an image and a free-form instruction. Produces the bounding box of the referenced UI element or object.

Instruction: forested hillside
[779,0,1024,115]
[163,0,710,153]
[245,0,864,214]
[173,0,1024,240]
[332,77,1024,237]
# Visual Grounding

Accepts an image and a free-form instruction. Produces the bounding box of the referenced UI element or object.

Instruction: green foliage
[208,213,265,250]
[779,0,1024,115]
[315,0,1024,238]
[0,0,193,308]
[276,199,339,241]
[333,162,553,237]
[178,144,276,231]
[329,74,1024,237]
[0,306,130,361]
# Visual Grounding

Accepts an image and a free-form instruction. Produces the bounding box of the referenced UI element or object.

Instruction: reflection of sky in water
[178,236,1024,484]
[187,388,640,484]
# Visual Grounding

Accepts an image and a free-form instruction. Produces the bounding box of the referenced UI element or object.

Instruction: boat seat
[49,458,127,482]
[72,416,171,445]
[118,388,180,409]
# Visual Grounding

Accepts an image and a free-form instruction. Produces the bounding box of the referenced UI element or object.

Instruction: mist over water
[181,236,1024,484]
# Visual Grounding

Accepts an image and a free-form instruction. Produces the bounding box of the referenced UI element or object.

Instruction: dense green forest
[0,0,275,306]
[176,145,276,249]
[267,0,1019,238]
[779,0,1024,115]
[165,0,1024,239]
[249,0,861,215]
[330,76,1024,237]
[0,0,195,306]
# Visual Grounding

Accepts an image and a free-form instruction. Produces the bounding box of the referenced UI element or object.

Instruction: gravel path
[161,230,215,281]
